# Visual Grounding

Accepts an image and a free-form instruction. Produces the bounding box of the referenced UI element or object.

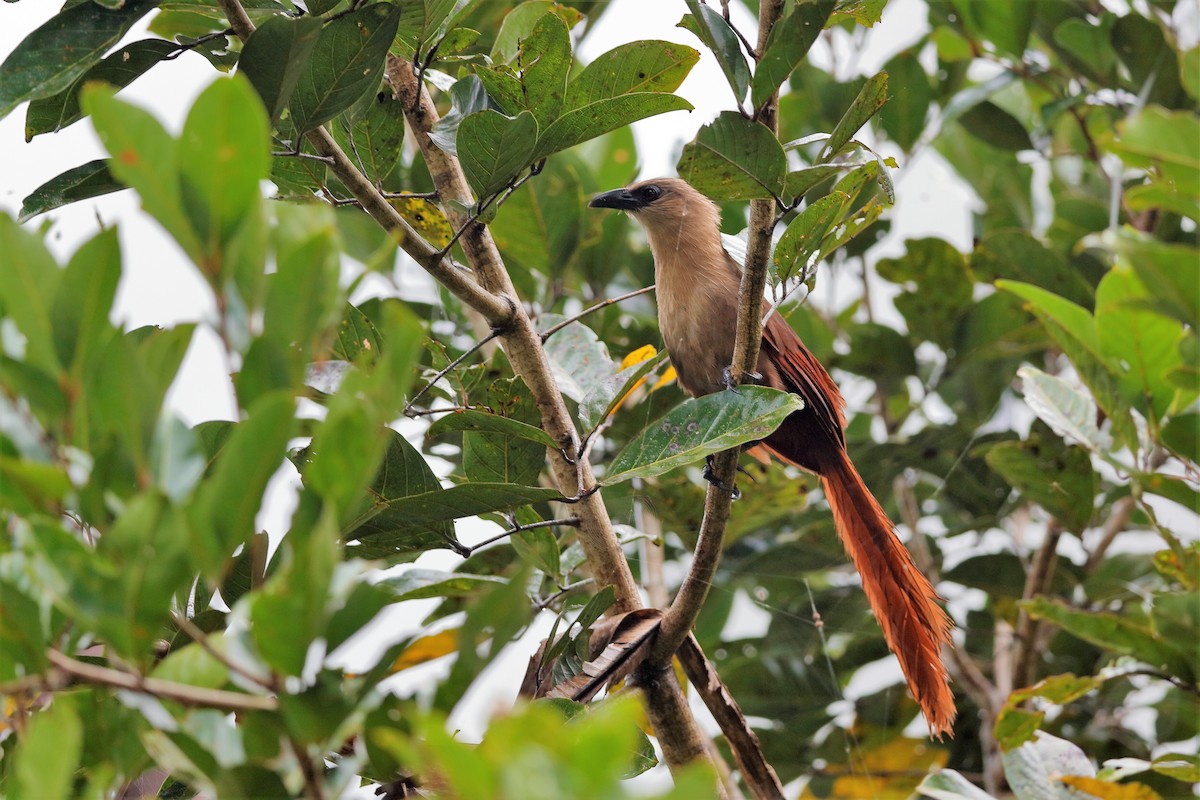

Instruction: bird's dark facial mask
[589,184,663,212]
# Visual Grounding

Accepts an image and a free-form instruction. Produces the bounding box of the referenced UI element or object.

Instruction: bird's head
[588,178,720,234]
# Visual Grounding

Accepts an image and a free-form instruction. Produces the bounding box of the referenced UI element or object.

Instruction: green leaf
[540,316,615,403]
[579,349,670,433]
[17,159,124,223]
[876,237,973,348]
[152,414,207,502]
[489,158,583,277]
[288,3,402,133]
[0,0,160,120]
[179,75,271,262]
[82,84,202,259]
[9,694,83,800]
[605,387,805,484]
[679,2,750,105]
[1024,597,1190,678]
[1104,230,1199,330]
[381,569,507,601]
[972,231,1093,308]
[879,52,932,151]
[490,1,582,63]
[51,227,121,378]
[959,101,1033,152]
[516,12,571,130]
[534,93,693,160]
[975,0,1033,57]
[677,111,786,200]
[750,1,835,110]
[457,109,538,200]
[25,38,176,140]
[1161,412,1199,463]
[1016,366,1112,456]
[0,215,63,373]
[331,88,406,183]
[566,40,699,108]
[917,769,1000,800]
[340,430,456,560]
[783,165,843,200]
[773,191,849,283]
[822,70,888,161]
[1102,108,1199,221]
[462,379,547,487]
[1095,266,1189,424]
[238,14,322,123]
[983,421,1096,532]
[191,391,295,578]
[1002,732,1095,792]
[428,410,558,448]
[352,483,563,540]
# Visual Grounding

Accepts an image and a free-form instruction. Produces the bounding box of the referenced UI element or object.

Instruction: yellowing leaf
[389,629,459,672]
[652,364,677,391]
[614,344,659,410]
[801,737,949,800]
[1061,776,1163,800]
[390,197,452,248]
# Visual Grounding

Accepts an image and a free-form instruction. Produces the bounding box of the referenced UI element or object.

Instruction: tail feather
[820,452,956,737]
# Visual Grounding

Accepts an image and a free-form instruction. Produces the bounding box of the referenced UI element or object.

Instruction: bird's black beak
[589,188,641,211]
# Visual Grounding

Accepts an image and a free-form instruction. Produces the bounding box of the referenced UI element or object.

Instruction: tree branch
[43,649,277,712]
[384,55,720,788]
[651,0,784,666]
[540,285,657,342]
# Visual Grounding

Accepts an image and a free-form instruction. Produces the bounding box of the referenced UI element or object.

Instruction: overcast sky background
[0,1,1040,793]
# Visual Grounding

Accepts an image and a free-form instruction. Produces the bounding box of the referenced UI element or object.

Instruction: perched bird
[590,177,956,737]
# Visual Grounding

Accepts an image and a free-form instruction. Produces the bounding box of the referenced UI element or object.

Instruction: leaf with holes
[605,387,804,484]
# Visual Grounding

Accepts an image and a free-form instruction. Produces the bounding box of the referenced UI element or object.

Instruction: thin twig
[539,285,657,342]
[534,578,595,610]
[466,518,580,555]
[170,612,278,692]
[403,328,504,416]
[44,650,277,712]
[1014,521,1063,690]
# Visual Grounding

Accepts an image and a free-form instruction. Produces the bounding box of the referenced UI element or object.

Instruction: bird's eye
[642,185,662,201]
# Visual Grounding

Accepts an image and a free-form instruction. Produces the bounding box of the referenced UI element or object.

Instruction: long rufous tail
[820,451,956,737]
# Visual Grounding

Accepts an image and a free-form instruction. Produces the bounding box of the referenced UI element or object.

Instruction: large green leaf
[565,39,699,109]
[17,159,124,223]
[0,215,63,374]
[1094,266,1189,423]
[179,75,270,260]
[959,101,1033,152]
[983,422,1096,533]
[7,692,83,800]
[457,109,538,200]
[331,89,406,183]
[82,85,202,260]
[677,111,786,200]
[541,316,616,403]
[579,349,669,433]
[773,191,849,284]
[972,231,1093,308]
[190,391,296,579]
[879,51,932,151]
[516,12,570,130]
[0,0,160,120]
[750,0,835,110]
[822,70,888,160]
[462,380,547,486]
[288,3,401,133]
[533,93,692,160]
[605,387,805,484]
[876,238,973,348]
[679,1,750,105]
[350,484,562,546]
[428,410,558,449]
[25,38,176,140]
[51,227,121,380]
[1016,366,1112,457]
[1105,231,1199,330]
[238,14,322,123]
[489,158,583,277]
[1103,108,1199,221]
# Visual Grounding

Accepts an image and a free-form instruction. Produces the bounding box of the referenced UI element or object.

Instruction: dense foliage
[0,1,1196,798]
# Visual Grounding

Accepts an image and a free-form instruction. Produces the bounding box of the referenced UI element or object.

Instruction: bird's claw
[702,456,741,499]
[721,366,763,393]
